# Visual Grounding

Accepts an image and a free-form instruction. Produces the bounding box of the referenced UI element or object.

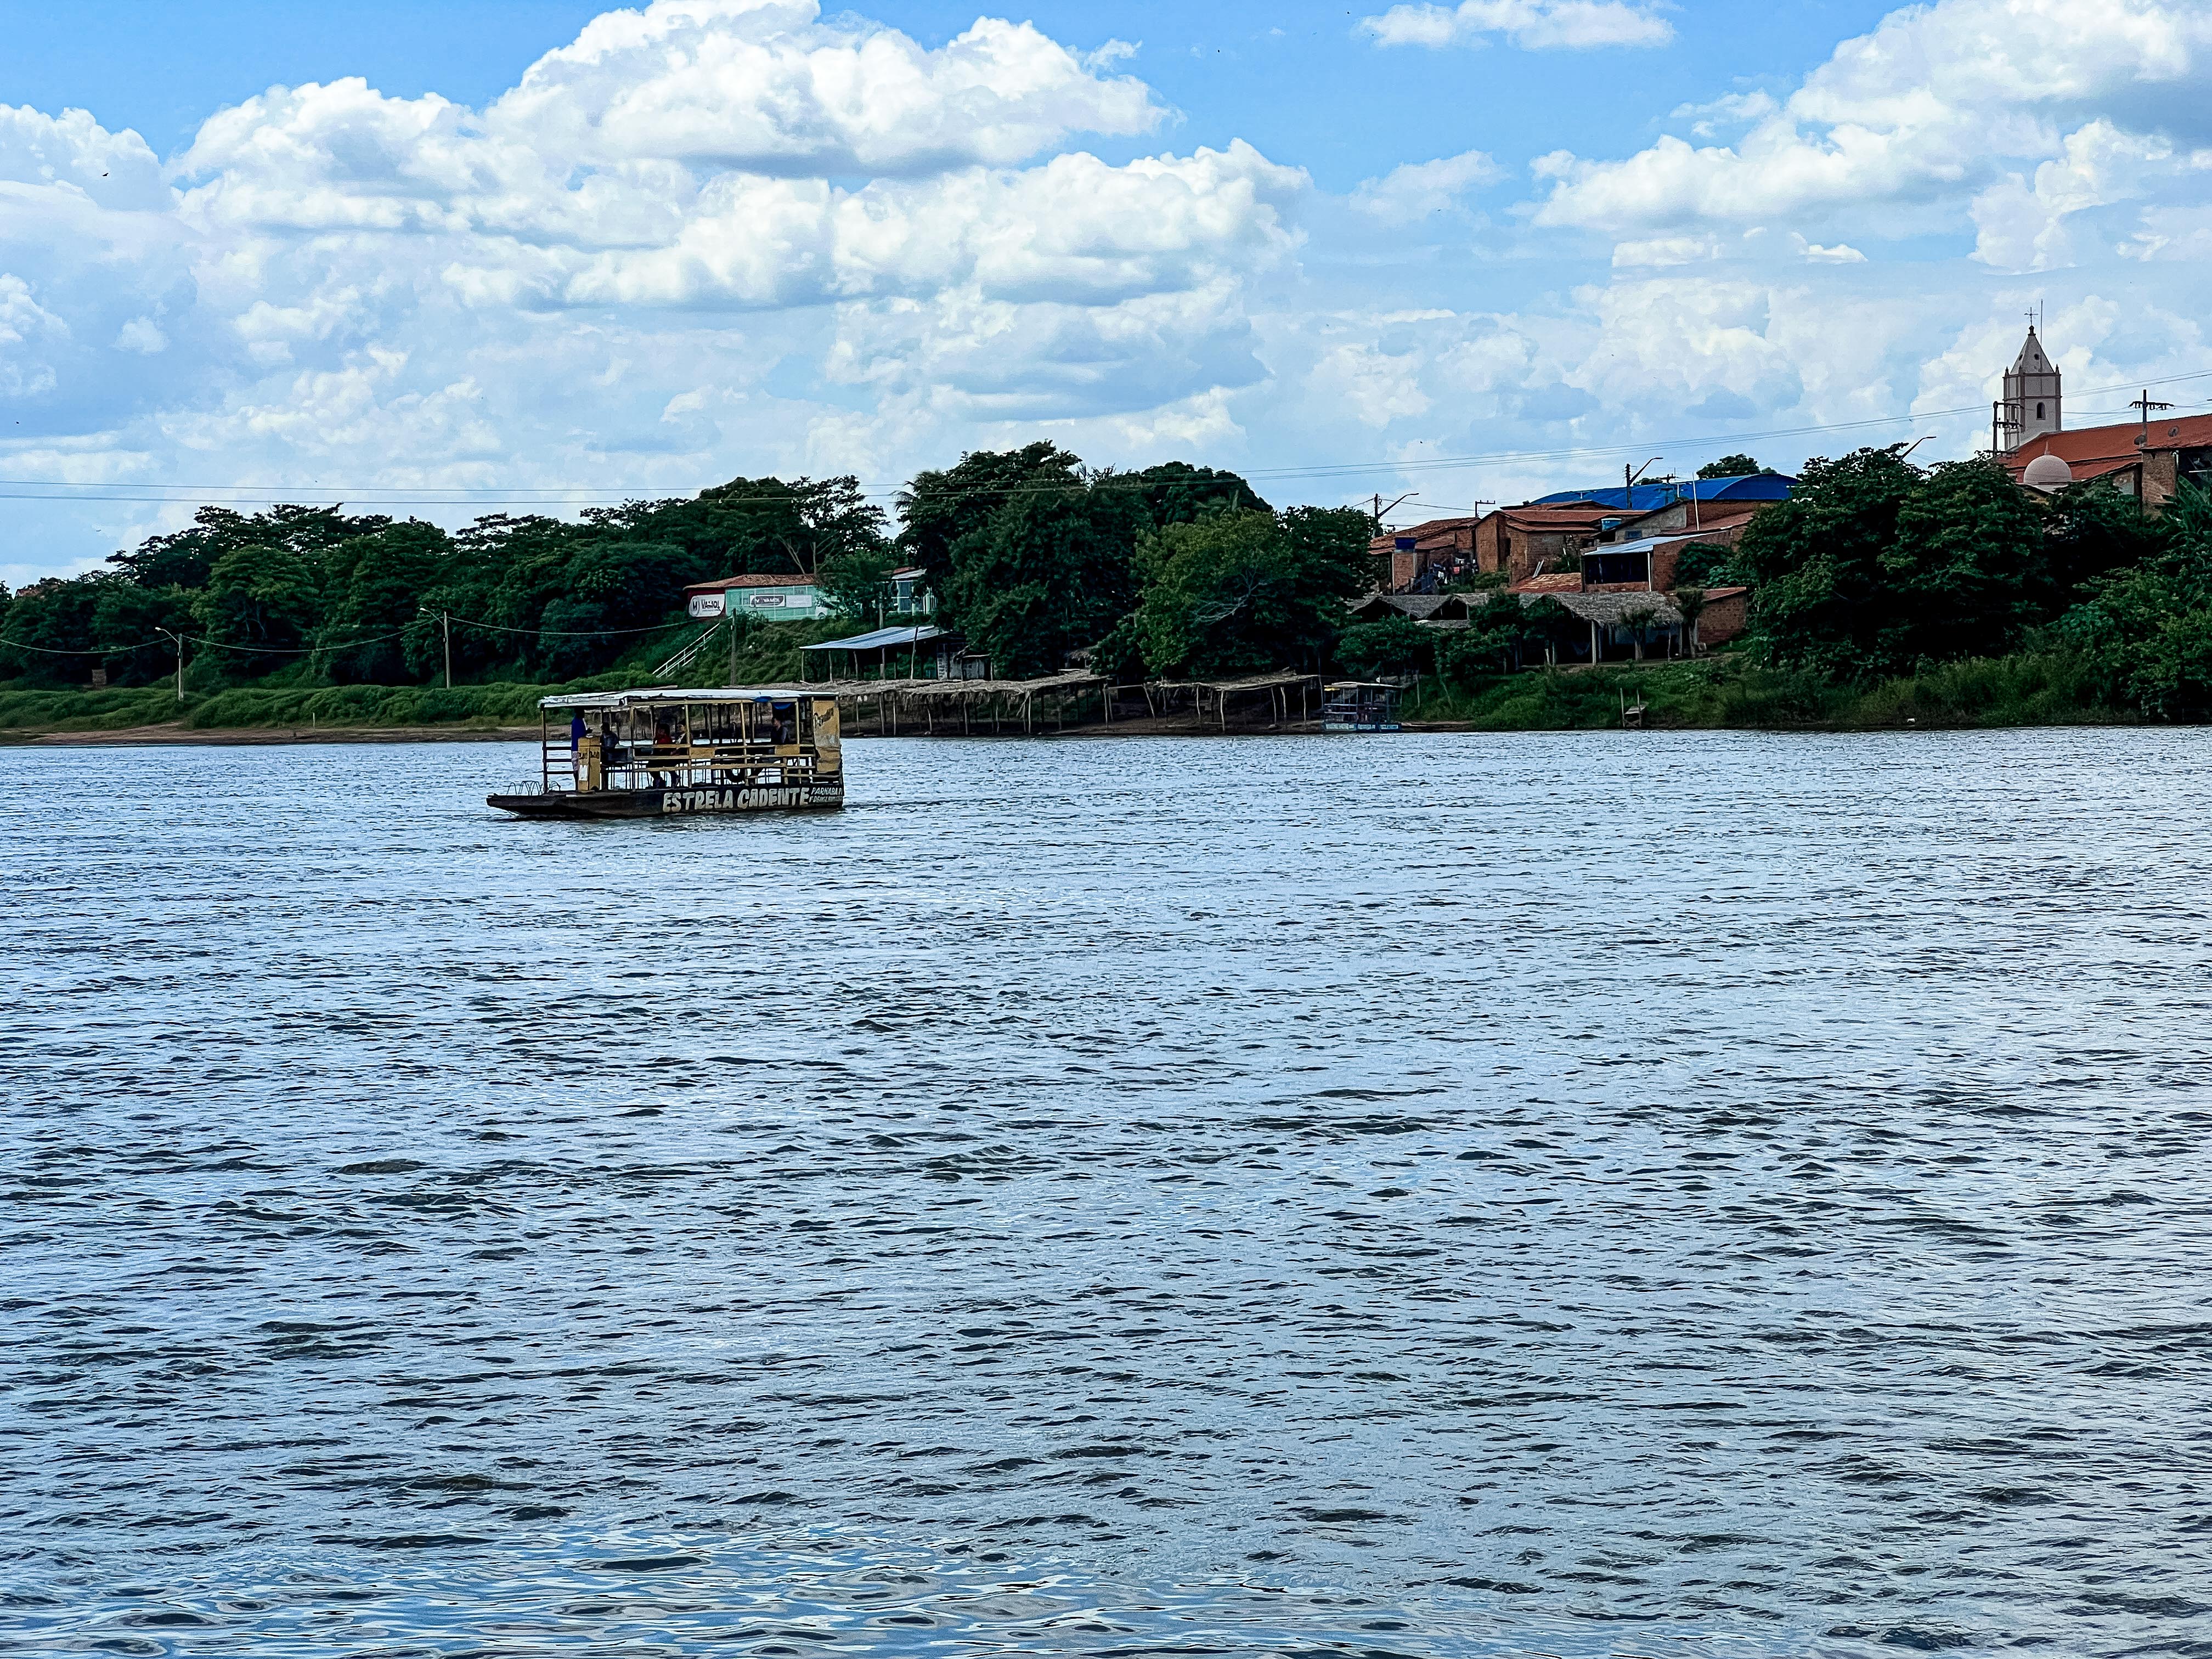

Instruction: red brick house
[1368,516,1484,592]
[1471,505,1619,585]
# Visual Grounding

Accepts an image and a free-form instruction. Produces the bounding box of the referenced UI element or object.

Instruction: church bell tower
[1997,322,2061,452]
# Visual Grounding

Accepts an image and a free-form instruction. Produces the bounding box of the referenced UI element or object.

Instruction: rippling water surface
[6,730,2212,1658]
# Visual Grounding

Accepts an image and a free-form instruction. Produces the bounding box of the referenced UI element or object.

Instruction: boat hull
[489,782,844,819]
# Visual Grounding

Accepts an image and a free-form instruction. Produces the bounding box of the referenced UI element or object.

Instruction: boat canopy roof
[540,686,812,710]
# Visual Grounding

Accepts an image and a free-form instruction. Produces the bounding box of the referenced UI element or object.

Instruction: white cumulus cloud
[1533,0,2212,239]
[4,0,1302,569]
[1361,1,1674,52]
[1351,150,1504,222]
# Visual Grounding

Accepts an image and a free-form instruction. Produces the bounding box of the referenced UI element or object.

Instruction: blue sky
[4,0,2210,584]
[7,1,1897,180]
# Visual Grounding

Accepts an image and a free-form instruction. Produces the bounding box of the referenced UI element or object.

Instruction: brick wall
[1696,590,1750,646]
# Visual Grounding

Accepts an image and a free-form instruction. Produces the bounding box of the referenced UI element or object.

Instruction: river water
[4,730,2210,1658]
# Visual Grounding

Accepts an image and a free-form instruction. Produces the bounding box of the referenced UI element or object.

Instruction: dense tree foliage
[1441,594,1580,675]
[949,470,1145,679]
[1,454,1279,690]
[1698,454,1765,479]
[1336,616,1437,679]
[1735,446,2199,709]
[1115,507,1372,678]
[2062,485,2212,719]
[1735,447,1922,676]
[895,443,1077,606]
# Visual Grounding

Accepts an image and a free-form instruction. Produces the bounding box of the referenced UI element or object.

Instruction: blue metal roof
[1531,472,1795,511]
[801,624,946,653]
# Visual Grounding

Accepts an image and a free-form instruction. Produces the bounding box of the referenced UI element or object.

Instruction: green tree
[1336,616,1436,679]
[2062,482,2212,719]
[1880,457,2047,666]
[1124,461,1271,526]
[1439,594,1531,678]
[91,580,196,685]
[1740,447,1922,676]
[817,544,899,621]
[1671,585,1710,654]
[1668,541,1740,589]
[193,540,325,664]
[535,539,707,678]
[1121,506,1371,678]
[650,474,887,579]
[945,460,1144,679]
[2043,479,2168,607]
[898,443,1081,612]
[321,521,453,684]
[1698,454,1765,479]
[0,576,108,686]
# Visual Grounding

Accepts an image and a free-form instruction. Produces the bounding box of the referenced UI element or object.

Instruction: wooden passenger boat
[488,688,845,819]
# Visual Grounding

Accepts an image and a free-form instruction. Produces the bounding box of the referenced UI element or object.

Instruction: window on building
[2036,402,2046,419]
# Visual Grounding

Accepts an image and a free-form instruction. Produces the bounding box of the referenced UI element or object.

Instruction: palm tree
[1671,586,1709,657]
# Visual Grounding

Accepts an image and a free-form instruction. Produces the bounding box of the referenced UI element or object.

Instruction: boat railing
[540,736,577,792]
[539,736,835,793]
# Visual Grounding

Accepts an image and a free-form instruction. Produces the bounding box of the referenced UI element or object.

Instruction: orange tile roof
[2005,414,2212,474]
[685,572,821,593]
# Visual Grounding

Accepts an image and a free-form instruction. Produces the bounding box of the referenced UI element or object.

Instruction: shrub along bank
[1401,648,2123,731]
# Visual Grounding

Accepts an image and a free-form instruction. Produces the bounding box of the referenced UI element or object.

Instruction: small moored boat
[489,687,844,819]
[1321,681,1405,732]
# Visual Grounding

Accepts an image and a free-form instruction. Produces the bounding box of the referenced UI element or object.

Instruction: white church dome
[2022,454,2073,490]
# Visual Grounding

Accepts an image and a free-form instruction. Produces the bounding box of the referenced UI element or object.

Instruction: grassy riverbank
[0,649,2131,741]
[1400,649,2126,731]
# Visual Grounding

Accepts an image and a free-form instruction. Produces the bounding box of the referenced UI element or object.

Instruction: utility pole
[2131,390,2175,447]
[419,604,455,689]
[727,608,738,687]
[162,629,184,702]
[1370,491,1414,530]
